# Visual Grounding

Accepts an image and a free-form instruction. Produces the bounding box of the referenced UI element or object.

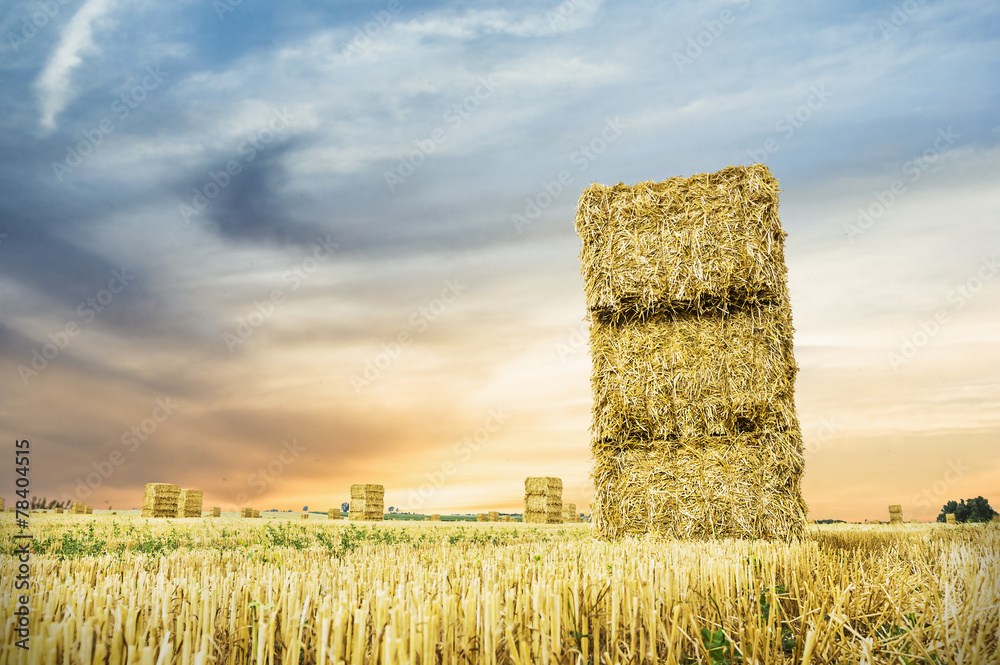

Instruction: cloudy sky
[1,0,998,521]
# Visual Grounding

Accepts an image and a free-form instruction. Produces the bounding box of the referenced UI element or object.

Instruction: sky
[1,0,998,522]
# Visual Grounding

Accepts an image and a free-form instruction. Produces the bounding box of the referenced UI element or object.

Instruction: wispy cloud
[34,0,118,132]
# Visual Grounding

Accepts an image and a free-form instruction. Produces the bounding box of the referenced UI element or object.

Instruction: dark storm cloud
[175,137,333,248]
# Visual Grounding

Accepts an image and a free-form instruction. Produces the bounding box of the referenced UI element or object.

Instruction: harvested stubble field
[1,516,997,664]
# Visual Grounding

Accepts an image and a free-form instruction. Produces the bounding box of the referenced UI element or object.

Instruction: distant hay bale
[349,484,384,521]
[488,511,499,522]
[0,498,3,510]
[576,165,806,541]
[210,507,221,518]
[54,507,63,514]
[253,510,260,518]
[328,509,340,520]
[562,503,579,523]
[476,513,488,522]
[301,513,309,519]
[176,489,203,518]
[889,504,903,524]
[502,516,511,522]
[241,508,253,518]
[85,506,93,514]
[524,477,563,524]
[430,514,441,521]
[946,513,956,525]
[141,483,180,518]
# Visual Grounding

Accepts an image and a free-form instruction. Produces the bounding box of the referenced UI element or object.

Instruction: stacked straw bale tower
[562,503,580,523]
[141,484,180,518]
[328,508,340,520]
[488,511,500,522]
[210,506,221,517]
[575,164,806,540]
[240,508,254,518]
[349,484,384,521]
[888,504,903,524]
[476,513,488,522]
[524,477,563,524]
[946,513,956,525]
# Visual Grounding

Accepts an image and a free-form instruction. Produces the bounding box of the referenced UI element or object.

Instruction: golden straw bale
[575,164,786,318]
[592,431,806,540]
[590,306,795,441]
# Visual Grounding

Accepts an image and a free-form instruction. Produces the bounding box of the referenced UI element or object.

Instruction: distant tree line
[937,497,997,523]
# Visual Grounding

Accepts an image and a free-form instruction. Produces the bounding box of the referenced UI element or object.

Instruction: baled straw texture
[592,430,806,540]
[476,513,488,522]
[349,483,385,521]
[328,509,340,520]
[430,514,441,521]
[575,164,787,319]
[141,483,180,518]
[946,513,956,525]
[590,305,795,441]
[210,506,221,517]
[524,476,564,524]
[488,511,500,522]
[176,489,203,518]
[577,165,805,541]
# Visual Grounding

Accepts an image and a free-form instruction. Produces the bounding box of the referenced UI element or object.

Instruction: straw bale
[590,305,795,441]
[476,513,487,522]
[525,477,562,494]
[430,514,441,521]
[592,429,806,540]
[301,513,309,519]
[328,509,340,519]
[211,507,221,517]
[0,498,3,510]
[176,489,203,518]
[489,511,500,522]
[562,504,579,523]
[524,477,564,524]
[141,483,180,518]
[241,508,253,518]
[946,513,956,525]
[349,484,384,520]
[888,504,903,524]
[253,510,260,518]
[54,507,63,514]
[86,506,93,514]
[575,164,786,318]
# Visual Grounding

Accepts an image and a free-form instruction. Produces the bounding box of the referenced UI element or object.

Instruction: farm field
[1,515,998,664]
